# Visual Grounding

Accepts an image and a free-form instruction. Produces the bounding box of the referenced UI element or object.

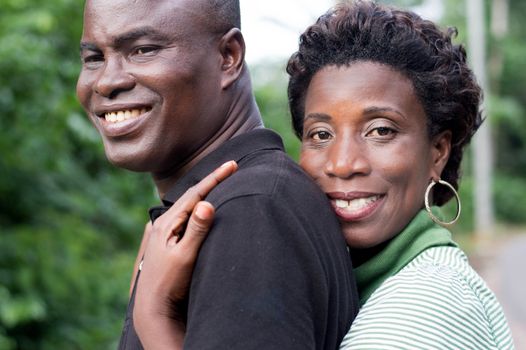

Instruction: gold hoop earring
[424,178,461,226]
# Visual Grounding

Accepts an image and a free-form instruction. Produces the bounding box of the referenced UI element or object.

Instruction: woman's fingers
[156,160,237,239]
[135,162,232,334]
[179,160,238,207]
[175,201,215,254]
[130,222,154,297]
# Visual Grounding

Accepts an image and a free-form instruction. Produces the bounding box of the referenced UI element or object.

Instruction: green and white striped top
[340,210,514,349]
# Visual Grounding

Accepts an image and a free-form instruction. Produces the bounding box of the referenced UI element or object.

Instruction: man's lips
[92,104,153,137]
[326,191,385,221]
[102,108,149,123]
[94,104,152,124]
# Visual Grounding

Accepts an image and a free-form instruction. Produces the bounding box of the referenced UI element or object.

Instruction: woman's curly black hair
[287,0,482,206]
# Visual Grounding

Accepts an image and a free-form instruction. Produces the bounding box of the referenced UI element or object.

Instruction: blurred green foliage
[0,0,156,348]
[439,0,526,231]
[0,0,525,348]
[251,63,301,159]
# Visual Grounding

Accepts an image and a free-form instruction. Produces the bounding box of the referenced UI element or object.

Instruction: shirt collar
[149,128,284,221]
[353,209,457,306]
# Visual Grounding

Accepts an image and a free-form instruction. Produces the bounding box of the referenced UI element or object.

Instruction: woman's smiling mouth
[327,192,385,222]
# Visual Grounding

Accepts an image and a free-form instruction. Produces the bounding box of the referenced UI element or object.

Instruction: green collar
[353,209,457,306]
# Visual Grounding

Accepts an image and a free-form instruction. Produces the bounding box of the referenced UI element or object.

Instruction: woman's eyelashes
[311,129,333,141]
[303,126,334,146]
[305,124,398,141]
[302,115,400,148]
[364,116,401,140]
[366,126,397,138]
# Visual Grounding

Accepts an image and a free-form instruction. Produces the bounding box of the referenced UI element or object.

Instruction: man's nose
[94,57,135,99]
[323,137,371,179]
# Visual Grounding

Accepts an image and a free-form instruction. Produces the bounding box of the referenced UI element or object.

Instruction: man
[77,0,358,348]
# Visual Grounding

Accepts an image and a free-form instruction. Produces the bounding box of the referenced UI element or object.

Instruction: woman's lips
[327,192,385,222]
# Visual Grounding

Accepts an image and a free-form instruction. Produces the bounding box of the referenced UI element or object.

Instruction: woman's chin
[341,229,379,249]
[339,219,393,249]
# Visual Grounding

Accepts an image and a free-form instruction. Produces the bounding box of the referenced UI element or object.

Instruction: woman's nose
[323,137,371,179]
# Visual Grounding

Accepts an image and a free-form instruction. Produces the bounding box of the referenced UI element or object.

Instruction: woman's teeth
[104,108,148,123]
[335,195,380,212]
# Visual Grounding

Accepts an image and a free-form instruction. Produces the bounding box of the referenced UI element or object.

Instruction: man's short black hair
[210,0,241,32]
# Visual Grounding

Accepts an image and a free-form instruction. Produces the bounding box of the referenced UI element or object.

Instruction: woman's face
[299,61,450,248]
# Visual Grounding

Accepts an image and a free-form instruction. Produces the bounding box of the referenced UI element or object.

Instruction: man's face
[77,0,227,174]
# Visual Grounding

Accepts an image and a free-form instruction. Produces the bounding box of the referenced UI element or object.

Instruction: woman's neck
[349,239,391,267]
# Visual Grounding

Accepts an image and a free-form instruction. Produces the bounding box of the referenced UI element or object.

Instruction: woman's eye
[312,131,332,141]
[368,127,395,137]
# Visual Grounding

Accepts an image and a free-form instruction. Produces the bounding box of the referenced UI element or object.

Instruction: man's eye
[134,46,159,56]
[82,54,104,68]
[83,54,103,63]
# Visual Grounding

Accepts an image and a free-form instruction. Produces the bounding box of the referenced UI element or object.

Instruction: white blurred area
[240,0,444,66]
[240,0,334,65]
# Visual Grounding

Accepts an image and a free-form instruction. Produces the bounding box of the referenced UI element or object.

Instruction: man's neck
[152,72,263,198]
[152,121,262,199]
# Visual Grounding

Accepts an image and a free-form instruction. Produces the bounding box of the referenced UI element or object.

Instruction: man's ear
[218,28,245,89]
[430,130,452,180]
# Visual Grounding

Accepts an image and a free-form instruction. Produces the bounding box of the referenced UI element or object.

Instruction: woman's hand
[133,160,238,349]
[130,221,153,298]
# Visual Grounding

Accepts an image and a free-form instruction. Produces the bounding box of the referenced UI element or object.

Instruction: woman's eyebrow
[304,113,332,123]
[363,106,406,119]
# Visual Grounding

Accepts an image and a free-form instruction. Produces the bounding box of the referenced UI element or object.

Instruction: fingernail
[220,160,235,168]
[195,204,208,220]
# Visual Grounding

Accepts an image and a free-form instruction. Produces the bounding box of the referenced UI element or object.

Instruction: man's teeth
[104,108,147,123]
[335,196,380,211]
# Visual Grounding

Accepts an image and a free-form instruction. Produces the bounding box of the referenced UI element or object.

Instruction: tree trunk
[467,0,495,237]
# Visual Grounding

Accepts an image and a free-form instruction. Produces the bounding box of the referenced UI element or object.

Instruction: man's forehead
[84,0,205,17]
[84,0,214,31]
[82,0,213,42]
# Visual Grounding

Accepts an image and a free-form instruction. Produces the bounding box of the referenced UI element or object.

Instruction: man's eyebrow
[79,27,172,53]
[80,42,99,52]
[363,106,406,120]
[113,27,171,47]
[304,113,332,123]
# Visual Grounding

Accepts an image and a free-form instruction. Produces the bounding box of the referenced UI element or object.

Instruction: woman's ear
[430,130,452,180]
[218,28,245,89]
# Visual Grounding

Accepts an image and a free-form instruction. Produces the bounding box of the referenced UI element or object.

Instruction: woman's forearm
[134,302,185,350]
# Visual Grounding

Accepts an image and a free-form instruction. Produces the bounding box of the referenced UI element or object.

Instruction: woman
[134,1,514,348]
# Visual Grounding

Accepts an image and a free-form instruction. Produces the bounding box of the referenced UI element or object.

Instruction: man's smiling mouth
[103,108,150,123]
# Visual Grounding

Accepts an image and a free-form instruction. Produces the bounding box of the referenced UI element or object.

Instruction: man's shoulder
[204,146,347,255]
[206,147,325,209]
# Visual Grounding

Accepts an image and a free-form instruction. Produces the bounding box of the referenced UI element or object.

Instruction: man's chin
[105,153,151,173]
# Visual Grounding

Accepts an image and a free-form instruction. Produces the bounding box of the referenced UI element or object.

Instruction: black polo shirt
[119,129,358,350]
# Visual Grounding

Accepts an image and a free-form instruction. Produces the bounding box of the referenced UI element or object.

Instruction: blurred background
[0,0,524,348]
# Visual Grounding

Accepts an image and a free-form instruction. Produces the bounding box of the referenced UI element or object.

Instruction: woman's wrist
[134,301,186,350]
